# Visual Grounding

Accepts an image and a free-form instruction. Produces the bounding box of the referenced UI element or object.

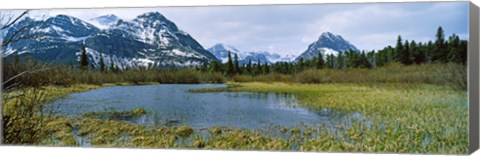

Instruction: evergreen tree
[395,35,403,62]
[99,53,105,72]
[226,51,235,76]
[298,58,305,71]
[426,41,434,63]
[209,60,221,73]
[263,62,269,74]
[401,40,411,65]
[358,51,372,68]
[459,40,468,64]
[413,42,426,64]
[367,50,376,68]
[256,59,262,75]
[233,53,240,74]
[317,51,325,69]
[109,57,117,73]
[326,54,335,68]
[447,34,461,63]
[336,52,345,69]
[434,26,446,62]
[246,59,252,75]
[79,46,89,70]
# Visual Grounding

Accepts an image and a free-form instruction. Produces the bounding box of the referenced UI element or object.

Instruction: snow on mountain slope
[207,43,296,64]
[295,32,359,61]
[2,12,218,68]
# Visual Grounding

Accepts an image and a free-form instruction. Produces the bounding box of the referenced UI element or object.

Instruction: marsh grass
[195,82,468,154]
[82,108,147,119]
[1,60,467,154]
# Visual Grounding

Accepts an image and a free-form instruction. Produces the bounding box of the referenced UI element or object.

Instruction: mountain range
[207,43,296,65]
[2,12,217,69]
[2,12,360,68]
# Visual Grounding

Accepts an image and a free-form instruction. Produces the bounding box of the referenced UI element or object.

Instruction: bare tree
[1,10,53,145]
[1,10,30,48]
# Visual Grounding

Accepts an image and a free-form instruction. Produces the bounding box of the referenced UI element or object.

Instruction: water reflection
[48,84,351,130]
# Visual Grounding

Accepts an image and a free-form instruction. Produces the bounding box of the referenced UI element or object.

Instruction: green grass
[82,108,147,119]
[15,82,466,154]
[1,62,467,154]
[193,82,468,154]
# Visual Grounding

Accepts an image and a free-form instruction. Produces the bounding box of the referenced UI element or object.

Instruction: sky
[4,1,470,56]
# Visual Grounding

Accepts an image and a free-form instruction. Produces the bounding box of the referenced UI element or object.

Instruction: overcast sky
[14,1,470,56]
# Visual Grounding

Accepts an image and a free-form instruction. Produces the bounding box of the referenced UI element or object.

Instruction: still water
[49,84,342,129]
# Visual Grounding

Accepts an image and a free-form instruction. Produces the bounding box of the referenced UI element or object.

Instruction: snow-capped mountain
[207,43,241,63]
[2,12,218,68]
[240,51,281,64]
[89,14,120,29]
[207,43,296,64]
[295,32,359,61]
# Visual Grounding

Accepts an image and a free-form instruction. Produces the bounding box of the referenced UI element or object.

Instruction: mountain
[295,32,359,61]
[239,51,281,64]
[207,43,296,64]
[207,43,241,63]
[2,12,218,69]
[89,14,120,29]
[2,15,100,64]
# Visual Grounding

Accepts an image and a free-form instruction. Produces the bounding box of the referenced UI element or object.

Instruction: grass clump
[196,82,468,154]
[176,125,194,138]
[82,107,147,118]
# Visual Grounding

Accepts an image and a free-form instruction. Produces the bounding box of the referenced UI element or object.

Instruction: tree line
[79,26,466,77]
[196,26,467,76]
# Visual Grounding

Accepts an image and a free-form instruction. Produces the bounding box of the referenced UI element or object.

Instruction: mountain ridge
[295,32,359,61]
[2,12,218,69]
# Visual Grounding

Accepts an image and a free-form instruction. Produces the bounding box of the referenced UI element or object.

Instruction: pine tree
[109,56,117,72]
[256,59,262,75]
[233,53,240,74]
[209,60,221,73]
[298,58,305,71]
[395,35,403,62]
[358,51,372,68]
[401,40,411,65]
[413,42,426,64]
[317,51,325,69]
[99,53,105,72]
[326,54,335,68]
[263,62,269,74]
[226,51,235,76]
[447,34,461,63]
[336,52,345,69]
[246,59,252,75]
[434,26,446,62]
[79,46,89,70]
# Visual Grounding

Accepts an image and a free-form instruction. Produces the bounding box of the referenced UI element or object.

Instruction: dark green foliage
[316,51,325,69]
[433,26,447,63]
[226,51,235,76]
[395,35,403,63]
[99,53,105,72]
[401,40,412,65]
[79,46,89,70]
[263,62,270,74]
[234,53,240,74]
[246,59,253,75]
[209,60,222,73]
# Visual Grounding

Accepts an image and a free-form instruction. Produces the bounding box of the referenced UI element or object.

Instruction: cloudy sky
[20,1,469,56]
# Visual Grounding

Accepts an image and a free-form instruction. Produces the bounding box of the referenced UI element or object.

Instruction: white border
[0,0,471,9]
[0,0,476,156]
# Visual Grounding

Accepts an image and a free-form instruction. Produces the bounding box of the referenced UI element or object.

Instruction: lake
[48,84,347,130]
